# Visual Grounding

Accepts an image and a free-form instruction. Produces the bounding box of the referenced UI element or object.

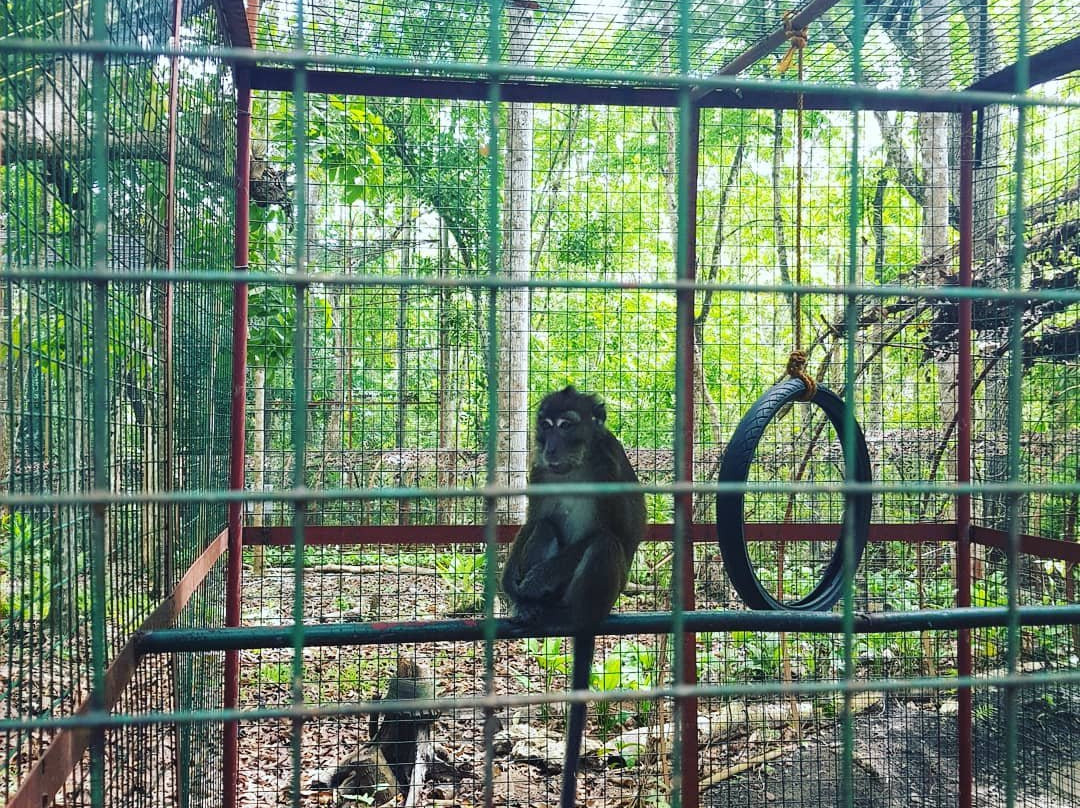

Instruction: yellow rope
[778,11,813,402]
[776,11,808,76]
[786,350,817,401]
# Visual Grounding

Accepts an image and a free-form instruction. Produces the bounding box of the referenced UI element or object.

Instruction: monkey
[369,657,439,796]
[312,657,438,806]
[501,386,646,808]
[309,743,397,805]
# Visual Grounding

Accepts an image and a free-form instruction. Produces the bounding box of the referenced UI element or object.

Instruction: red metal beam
[6,530,227,808]
[970,526,1080,564]
[212,0,254,48]
[244,522,958,545]
[223,68,252,808]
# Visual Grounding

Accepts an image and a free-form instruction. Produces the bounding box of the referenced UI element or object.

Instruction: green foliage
[258,662,293,686]
[435,549,486,615]
[729,631,783,680]
[865,560,956,611]
[598,641,658,731]
[247,285,297,367]
[631,542,670,590]
[311,99,389,206]
[522,637,658,736]
[521,636,571,722]
[555,214,619,269]
[0,512,49,621]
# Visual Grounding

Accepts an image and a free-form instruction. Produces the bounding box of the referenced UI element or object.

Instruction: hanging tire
[716,377,872,611]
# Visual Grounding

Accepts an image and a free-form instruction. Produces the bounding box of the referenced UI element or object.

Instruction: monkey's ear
[592,400,607,425]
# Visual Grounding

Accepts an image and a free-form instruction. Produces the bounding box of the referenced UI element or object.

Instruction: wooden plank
[692,0,844,104]
[212,0,253,48]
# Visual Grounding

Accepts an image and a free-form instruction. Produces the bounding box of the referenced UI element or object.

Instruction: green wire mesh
[1,1,1079,808]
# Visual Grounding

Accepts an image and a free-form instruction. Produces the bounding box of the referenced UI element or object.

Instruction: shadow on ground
[703,684,1080,808]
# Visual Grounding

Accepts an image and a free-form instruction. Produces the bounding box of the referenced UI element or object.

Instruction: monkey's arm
[515,541,588,599]
[509,531,628,631]
[559,530,631,630]
[502,517,564,598]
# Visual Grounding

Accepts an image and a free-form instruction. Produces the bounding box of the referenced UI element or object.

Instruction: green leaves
[247,285,297,367]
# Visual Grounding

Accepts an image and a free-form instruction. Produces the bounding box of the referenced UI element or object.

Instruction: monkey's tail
[560,633,594,808]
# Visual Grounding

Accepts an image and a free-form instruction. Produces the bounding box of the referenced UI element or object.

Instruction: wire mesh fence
[1,1,1079,808]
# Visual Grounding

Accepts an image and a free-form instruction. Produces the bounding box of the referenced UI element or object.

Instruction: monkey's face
[533,387,605,475]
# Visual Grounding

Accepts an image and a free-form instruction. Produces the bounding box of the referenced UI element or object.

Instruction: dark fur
[313,658,437,802]
[369,658,439,791]
[502,386,645,629]
[501,386,645,808]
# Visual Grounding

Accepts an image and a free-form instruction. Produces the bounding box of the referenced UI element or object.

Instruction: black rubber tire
[716,377,872,611]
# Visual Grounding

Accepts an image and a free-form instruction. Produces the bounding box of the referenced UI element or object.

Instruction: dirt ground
[237,567,1080,808]
[704,685,1080,808]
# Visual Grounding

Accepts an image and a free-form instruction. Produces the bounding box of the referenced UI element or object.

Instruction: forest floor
[236,565,1080,808]
[702,685,1080,808]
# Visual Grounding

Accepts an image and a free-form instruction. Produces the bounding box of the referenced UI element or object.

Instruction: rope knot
[776,11,809,75]
[786,350,817,401]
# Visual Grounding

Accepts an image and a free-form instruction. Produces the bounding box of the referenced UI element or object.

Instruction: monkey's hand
[502,517,564,599]
[516,535,590,598]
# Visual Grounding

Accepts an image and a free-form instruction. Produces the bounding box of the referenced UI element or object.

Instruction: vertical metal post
[1004,5,1031,805]
[674,103,701,808]
[289,21,310,802]
[88,0,111,801]
[956,107,974,808]
[481,3,504,807]
[165,0,184,801]
[164,0,182,600]
[670,0,696,800]
[223,66,253,808]
[842,5,865,806]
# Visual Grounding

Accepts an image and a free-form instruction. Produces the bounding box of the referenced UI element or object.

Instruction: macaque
[369,657,439,794]
[312,657,438,807]
[501,386,646,808]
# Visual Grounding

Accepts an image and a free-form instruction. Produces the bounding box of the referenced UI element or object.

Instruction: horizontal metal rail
[137,605,1080,654]
[0,39,1076,110]
[968,33,1080,93]
[249,66,967,112]
[1,481,1077,509]
[7,668,1080,736]
[244,522,958,545]
[1,266,1078,304]
[244,523,1080,563]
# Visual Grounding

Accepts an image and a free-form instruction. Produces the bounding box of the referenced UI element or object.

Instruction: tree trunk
[918,0,955,500]
[436,220,458,524]
[962,6,1010,536]
[397,208,413,525]
[323,285,345,492]
[496,4,534,523]
[915,0,954,673]
[772,110,794,300]
[694,140,745,520]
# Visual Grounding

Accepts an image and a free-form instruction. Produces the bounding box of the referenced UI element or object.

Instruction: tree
[496,4,535,522]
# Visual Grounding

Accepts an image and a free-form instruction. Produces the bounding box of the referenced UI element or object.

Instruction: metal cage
[2,1,1079,807]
